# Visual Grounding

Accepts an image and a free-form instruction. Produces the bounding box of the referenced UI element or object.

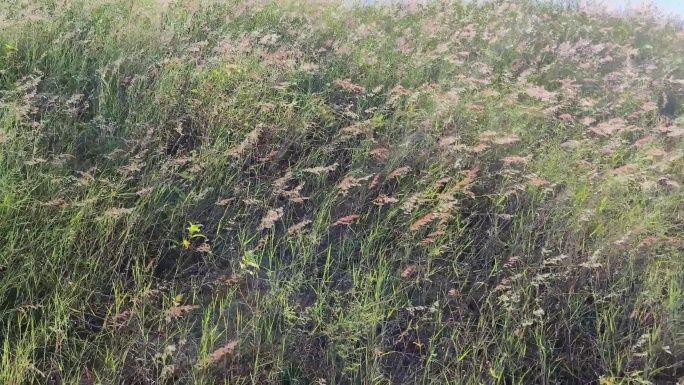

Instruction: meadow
[1,0,684,383]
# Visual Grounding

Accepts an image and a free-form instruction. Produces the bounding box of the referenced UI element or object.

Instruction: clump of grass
[1,0,684,383]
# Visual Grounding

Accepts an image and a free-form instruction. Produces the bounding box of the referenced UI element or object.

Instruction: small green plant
[183,222,206,249]
[239,250,260,275]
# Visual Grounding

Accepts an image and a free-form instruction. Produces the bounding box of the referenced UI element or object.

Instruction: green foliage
[1,0,683,384]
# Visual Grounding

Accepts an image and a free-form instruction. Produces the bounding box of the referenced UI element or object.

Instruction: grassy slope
[1,0,684,383]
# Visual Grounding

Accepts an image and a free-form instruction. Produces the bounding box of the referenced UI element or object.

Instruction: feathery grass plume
[303,163,338,175]
[527,175,550,187]
[641,237,661,246]
[388,166,411,179]
[287,219,312,236]
[259,33,280,45]
[582,116,597,126]
[198,340,238,368]
[144,258,155,273]
[273,172,293,191]
[195,243,211,253]
[373,195,399,206]
[658,175,680,189]
[369,174,381,189]
[107,310,136,330]
[254,236,269,251]
[24,158,47,166]
[418,237,435,246]
[259,150,279,162]
[278,184,308,203]
[230,124,264,158]
[215,198,235,206]
[439,136,457,147]
[559,113,574,122]
[337,176,359,195]
[17,304,43,314]
[369,148,389,161]
[465,103,484,111]
[492,135,521,145]
[223,274,240,286]
[469,143,489,153]
[135,187,154,197]
[258,208,284,231]
[299,62,319,72]
[338,122,370,140]
[167,305,199,319]
[333,79,365,94]
[479,130,498,142]
[111,310,135,323]
[503,256,521,269]
[503,156,529,167]
[410,213,437,231]
[634,136,655,147]
[401,265,416,279]
[100,207,134,220]
[273,171,308,203]
[587,118,628,137]
[402,193,427,214]
[667,129,684,138]
[524,85,556,102]
[648,148,666,157]
[629,101,658,119]
[160,365,177,381]
[39,198,67,208]
[434,177,450,192]
[450,167,479,197]
[332,215,359,227]
[613,164,637,175]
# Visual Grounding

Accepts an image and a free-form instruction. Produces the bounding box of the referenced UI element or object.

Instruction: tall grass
[1,0,683,383]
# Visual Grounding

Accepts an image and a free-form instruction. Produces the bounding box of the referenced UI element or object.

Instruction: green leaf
[187,222,203,236]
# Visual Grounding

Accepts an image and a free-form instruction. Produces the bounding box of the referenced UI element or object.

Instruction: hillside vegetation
[1,0,684,383]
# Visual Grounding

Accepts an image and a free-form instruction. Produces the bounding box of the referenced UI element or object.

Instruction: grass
[1,0,684,383]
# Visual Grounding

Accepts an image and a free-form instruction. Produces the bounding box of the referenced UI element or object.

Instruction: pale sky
[605,0,683,16]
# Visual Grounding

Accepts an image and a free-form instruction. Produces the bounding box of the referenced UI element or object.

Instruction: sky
[606,0,683,16]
